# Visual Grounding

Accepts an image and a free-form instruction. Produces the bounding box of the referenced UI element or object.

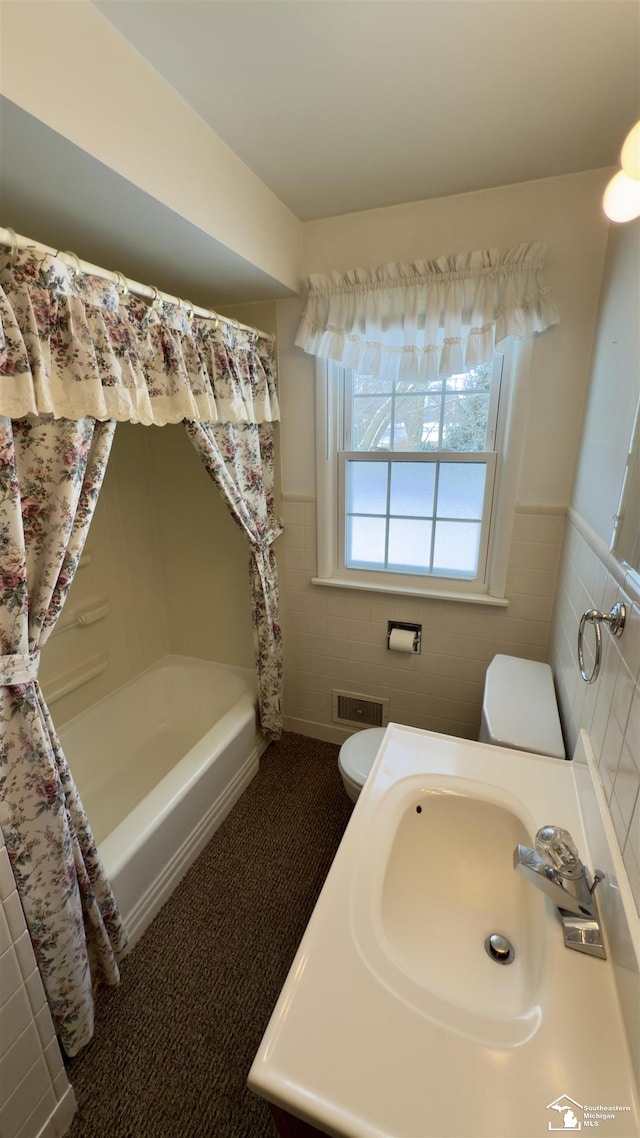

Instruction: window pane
[437,463,486,519]
[444,364,492,393]
[352,395,392,450]
[388,519,432,572]
[393,394,441,451]
[389,462,436,517]
[353,372,392,396]
[441,393,490,450]
[346,461,388,514]
[346,516,387,567]
[433,521,481,575]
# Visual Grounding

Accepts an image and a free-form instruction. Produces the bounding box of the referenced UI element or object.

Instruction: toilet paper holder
[387,620,422,654]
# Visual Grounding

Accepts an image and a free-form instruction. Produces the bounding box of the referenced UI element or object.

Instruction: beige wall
[280,168,611,503]
[40,423,171,724]
[0,1,301,294]
[279,502,564,743]
[40,420,254,724]
[275,169,612,744]
[145,425,254,669]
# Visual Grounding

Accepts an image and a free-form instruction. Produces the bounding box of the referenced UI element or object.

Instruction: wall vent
[332,690,389,729]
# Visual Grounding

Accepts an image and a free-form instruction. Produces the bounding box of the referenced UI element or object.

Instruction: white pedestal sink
[249,725,639,1138]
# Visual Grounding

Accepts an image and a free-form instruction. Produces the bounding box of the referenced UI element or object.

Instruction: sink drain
[484,933,515,965]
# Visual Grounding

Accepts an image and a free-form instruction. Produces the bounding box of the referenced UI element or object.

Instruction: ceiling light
[603,170,640,223]
[620,120,640,181]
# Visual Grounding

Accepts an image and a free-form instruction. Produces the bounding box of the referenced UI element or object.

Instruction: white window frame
[313,338,534,605]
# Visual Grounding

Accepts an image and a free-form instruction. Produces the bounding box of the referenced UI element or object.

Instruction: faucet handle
[535,826,582,879]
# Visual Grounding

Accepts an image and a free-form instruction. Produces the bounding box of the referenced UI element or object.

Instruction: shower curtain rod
[0,226,275,342]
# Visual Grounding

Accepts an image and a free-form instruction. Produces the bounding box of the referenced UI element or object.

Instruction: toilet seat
[338,728,386,801]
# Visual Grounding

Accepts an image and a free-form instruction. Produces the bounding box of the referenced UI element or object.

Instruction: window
[315,341,528,603]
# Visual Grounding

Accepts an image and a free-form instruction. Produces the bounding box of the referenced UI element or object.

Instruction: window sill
[310,576,509,607]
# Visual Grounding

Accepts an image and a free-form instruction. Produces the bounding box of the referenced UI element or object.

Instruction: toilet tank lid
[483,655,565,759]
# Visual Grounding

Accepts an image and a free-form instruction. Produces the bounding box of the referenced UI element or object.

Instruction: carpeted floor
[65,732,353,1138]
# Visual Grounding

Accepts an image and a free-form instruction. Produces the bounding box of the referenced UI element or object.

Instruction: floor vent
[332,690,389,729]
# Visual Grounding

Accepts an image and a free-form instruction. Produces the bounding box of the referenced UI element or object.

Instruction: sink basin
[250,726,639,1138]
[350,773,547,1044]
[380,788,545,1021]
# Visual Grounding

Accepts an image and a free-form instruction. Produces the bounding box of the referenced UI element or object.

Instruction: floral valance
[295,242,559,380]
[0,250,279,425]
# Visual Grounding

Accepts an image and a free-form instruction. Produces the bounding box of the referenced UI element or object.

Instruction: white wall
[552,219,640,914]
[571,219,640,543]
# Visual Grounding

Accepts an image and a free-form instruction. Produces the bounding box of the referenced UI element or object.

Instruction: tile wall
[279,498,566,744]
[0,830,76,1138]
[551,512,640,913]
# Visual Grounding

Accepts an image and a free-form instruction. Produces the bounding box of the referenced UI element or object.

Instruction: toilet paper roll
[388,628,416,653]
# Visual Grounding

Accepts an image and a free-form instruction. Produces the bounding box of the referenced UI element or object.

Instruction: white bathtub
[57,654,266,948]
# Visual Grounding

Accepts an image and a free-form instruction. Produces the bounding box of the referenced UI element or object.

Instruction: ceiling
[1,1,638,305]
[94,0,639,220]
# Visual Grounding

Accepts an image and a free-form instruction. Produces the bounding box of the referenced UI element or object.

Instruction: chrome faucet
[514,826,606,959]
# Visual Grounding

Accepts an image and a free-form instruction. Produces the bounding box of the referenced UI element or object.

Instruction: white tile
[0,988,33,1054]
[0,1024,43,1108]
[0,906,12,958]
[608,793,628,856]
[613,739,640,835]
[617,595,640,680]
[52,1068,72,1105]
[624,792,640,873]
[0,948,23,1011]
[15,1085,57,1138]
[2,895,27,945]
[305,613,326,638]
[13,935,36,985]
[34,1006,55,1051]
[509,541,560,572]
[0,850,16,904]
[23,971,46,1019]
[622,831,640,913]
[611,659,635,736]
[281,501,304,526]
[42,1039,63,1082]
[304,589,327,615]
[600,711,624,801]
[0,1055,51,1138]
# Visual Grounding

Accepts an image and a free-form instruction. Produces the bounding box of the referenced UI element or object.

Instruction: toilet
[338,653,565,803]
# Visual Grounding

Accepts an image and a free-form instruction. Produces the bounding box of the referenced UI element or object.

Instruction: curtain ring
[150,286,163,309]
[57,250,83,277]
[5,227,18,263]
[114,271,129,296]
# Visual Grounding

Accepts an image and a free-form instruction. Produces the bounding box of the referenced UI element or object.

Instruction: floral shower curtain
[0,246,282,1054]
[0,415,126,1056]
[185,331,283,739]
[185,417,283,739]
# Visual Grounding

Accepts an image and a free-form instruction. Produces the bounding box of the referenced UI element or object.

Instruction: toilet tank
[480,654,565,759]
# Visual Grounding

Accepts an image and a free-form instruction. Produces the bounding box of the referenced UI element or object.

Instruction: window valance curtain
[0,250,280,425]
[295,242,559,380]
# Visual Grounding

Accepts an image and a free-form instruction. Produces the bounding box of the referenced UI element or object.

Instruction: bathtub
[57,654,267,948]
